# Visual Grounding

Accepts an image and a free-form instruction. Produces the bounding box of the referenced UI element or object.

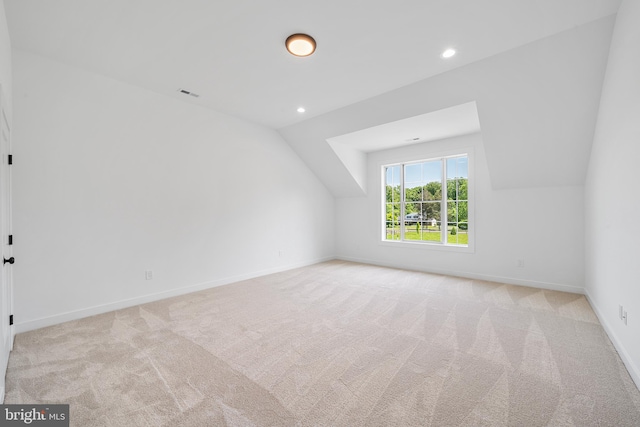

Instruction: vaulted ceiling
[280,16,615,196]
[5,0,621,195]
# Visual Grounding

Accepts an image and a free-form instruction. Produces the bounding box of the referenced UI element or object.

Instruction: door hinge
[8,154,12,165]
[9,315,13,326]
[8,235,12,245]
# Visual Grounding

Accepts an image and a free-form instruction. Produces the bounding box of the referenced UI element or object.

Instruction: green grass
[385,227,468,245]
[446,232,468,245]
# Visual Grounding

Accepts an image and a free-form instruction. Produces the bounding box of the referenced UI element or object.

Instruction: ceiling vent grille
[178,88,200,98]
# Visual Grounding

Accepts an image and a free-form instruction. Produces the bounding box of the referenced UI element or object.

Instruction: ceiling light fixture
[286,34,316,57]
[442,48,456,58]
[297,107,306,113]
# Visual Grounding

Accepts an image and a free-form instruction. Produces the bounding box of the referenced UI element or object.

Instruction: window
[383,154,469,247]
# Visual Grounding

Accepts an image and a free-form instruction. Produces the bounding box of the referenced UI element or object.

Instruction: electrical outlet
[145,270,153,280]
[278,250,284,258]
[619,305,628,325]
[516,259,525,268]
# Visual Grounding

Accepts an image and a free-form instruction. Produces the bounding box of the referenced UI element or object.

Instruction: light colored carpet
[4,260,640,426]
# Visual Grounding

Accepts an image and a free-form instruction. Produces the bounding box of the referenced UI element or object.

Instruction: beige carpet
[4,260,640,426]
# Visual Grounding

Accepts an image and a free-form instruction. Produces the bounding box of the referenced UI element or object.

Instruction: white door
[0,91,13,401]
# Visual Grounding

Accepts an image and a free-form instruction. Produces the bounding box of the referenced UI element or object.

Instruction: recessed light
[286,34,317,57]
[297,107,306,113]
[442,48,456,58]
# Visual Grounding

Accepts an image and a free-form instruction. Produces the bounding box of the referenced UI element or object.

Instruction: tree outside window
[384,155,469,246]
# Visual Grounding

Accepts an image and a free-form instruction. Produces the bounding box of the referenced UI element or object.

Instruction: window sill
[379,239,475,253]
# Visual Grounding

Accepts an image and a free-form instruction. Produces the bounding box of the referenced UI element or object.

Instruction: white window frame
[380,148,474,253]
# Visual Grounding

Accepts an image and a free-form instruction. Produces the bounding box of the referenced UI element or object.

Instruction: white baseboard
[15,256,582,334]
[336,256,585,294]
[15,257,334,334]
[12,256,639,394]
[585,291,640,391]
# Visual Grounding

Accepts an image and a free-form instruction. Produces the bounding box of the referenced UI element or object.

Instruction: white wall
[12,50,335,332]
[0,0,11,115]
[337,133,585,293]
[585,0,640,387]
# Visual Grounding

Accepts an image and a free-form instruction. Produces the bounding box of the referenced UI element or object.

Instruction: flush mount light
[297,107,306,113]
[286,34,316,57]
[442,48,456,58]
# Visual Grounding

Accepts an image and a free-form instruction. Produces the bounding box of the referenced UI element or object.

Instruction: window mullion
[441,158,447,244]
[400,164,405,240]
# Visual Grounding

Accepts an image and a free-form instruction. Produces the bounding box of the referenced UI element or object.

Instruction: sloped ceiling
[5,1,619,197]
[279,16,615,196]
[5,0,620,129]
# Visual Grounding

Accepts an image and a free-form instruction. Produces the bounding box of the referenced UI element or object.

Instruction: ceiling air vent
[178,88,200,98]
